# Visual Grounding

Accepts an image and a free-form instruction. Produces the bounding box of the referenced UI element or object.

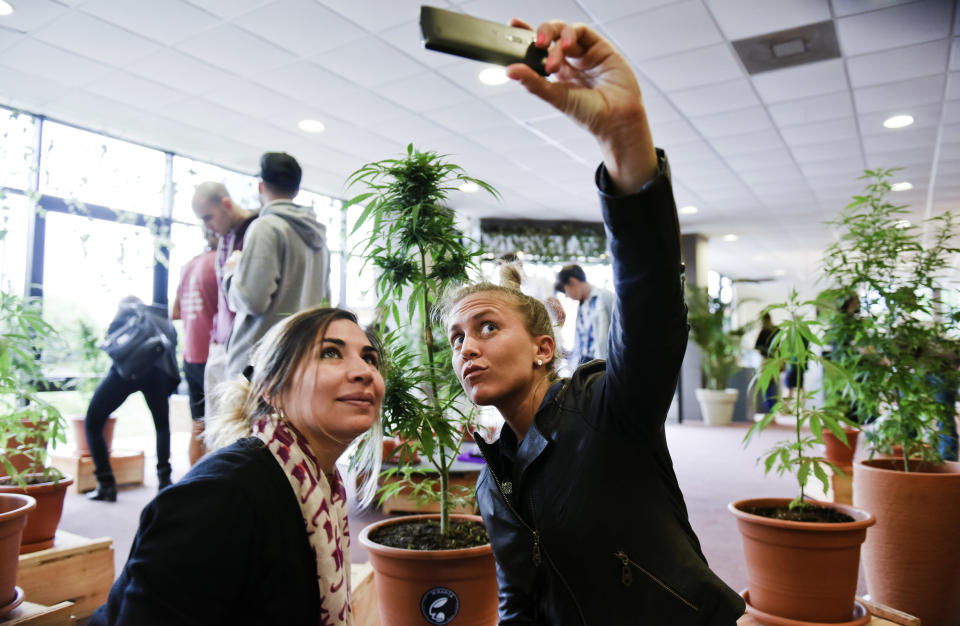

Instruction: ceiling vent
[732,20,840,75]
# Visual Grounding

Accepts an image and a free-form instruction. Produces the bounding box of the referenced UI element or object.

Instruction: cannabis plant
[747,290,856,507]
[346,145,497,535]
[820,168,960,471]
[0,290,67,486]
[686,285,748,390]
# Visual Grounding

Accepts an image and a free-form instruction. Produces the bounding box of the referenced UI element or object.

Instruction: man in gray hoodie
[223,152,330,380]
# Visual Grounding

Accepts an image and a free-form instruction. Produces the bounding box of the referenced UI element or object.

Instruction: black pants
[183,361,206,421]
[85,365,174,485]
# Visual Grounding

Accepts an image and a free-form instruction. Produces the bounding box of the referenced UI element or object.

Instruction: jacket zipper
[613,550,699,612]
[475,442,587,625]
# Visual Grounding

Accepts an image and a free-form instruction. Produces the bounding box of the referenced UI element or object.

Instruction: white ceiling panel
[752,59,848,104]
[485,85,560,122]
[836,0,954,57]
[706,0,831,40]
[80,0,218,45]
[84,71,186,113]
[725,147,797,171]
[0,0,67,32]
[126,49,238,96]
[586,0,679,24]
[314,87,409,126]
[847,39,950,88]
[709,128,786,156]
[862,126,939,153]
[671,79,761,117]
[767,90,854,126]
[605,1,723,62]
[207,76,310,121]
[233,0,367,58]
[320,0,451,33]
[689,106,773,138]
[830,0,918,18]
[854,75,947,114]
[379,71,474,113]
[251,61,356,106]
[177,24,296,75]
[858,102,943,135]
[947,71,960,101]
[642,44,743,92]
[780,116,859,147]
[525,114,590,145]
[457,0,592,31]
[160,98,259,135]
[378,18,462,70]
[652,119,703,146]
[180,0,273,20]
[312,35,438,89]
[951,37,960,71]
[427,100,514,134]
[790,138,863,163]
[367,113,459,147]
[0,66,72,109]
[0,39,110,87]
[33,12,161,66]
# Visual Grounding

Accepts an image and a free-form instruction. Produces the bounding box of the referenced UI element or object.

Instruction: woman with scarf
[89,307,383,625]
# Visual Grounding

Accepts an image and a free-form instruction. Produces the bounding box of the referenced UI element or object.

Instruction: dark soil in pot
[740,503,854,523]
[369,518,488,550]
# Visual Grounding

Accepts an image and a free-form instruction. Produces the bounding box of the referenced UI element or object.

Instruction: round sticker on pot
[420,587,459,625]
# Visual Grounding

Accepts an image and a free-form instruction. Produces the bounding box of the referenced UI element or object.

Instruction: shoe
[87,484,117,502]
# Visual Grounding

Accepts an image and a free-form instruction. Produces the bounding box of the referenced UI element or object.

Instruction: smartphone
[419,6,547,76]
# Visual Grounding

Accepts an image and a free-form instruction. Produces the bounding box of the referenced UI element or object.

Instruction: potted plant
[0,492,35,616]
[0,290,74,554]
[686,285,747,425]
[346,145,500,625]
[730,289,875,624]
[820,168,960,626]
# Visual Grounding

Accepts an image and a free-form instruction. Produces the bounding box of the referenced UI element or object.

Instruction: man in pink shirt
[172,229,219,465]
[191,182,256,424]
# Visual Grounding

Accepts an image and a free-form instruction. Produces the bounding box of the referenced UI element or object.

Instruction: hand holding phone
[419,6,547,76]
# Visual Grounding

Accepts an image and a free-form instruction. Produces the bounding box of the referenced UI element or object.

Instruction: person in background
[89,307,383,625]
[223,152,331,381]
[498,251,565,327]
[86,297,180,501]
[172,228,219,466]
[754,312,778,413]
[191,182,256,420]
[442,18,744,623]
[555,263,615,366]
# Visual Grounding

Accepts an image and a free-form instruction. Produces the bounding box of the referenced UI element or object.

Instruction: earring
[537,359,543,366]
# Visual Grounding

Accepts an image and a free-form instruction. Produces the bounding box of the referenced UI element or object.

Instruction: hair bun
[499,263,522,290]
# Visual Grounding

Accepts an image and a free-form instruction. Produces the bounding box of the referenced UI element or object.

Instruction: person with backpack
[85,296,180,502]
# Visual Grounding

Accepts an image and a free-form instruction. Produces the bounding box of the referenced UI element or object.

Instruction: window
[40,121,166,216]
[171,156,259,225]
[0,193,29,296]
[0,108,36,192]
[346,203,377,323]
[167,222,209,307]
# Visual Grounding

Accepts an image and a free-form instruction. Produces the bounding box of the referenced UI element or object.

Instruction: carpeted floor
[58,417,867,598]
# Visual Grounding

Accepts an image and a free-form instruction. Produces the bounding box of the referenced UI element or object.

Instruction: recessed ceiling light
[721,233,739,242]
[459,181,479,193]
[0,1,13,16]
[895,219,911,229]
[297,119,325,133]
[478,67,509,85]
[891,181,913,192]
[773,269,787,277]
[883,114,914,129]
[678,205,698,215]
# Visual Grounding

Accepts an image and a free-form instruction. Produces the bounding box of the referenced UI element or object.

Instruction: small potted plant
[0,290,74,554]
[729,289,875,624]
[346,145,500,624]
[686,285,748,425]
[821,167,960,625]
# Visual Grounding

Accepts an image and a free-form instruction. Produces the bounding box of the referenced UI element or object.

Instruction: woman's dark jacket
[89,438,319,625]
[473,152,745,625]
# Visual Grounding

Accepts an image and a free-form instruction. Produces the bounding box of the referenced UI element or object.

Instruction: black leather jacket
[474,154,745,625]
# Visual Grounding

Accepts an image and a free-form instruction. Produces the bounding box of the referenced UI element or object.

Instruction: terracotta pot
[822,428,859,466]
[359,514,497,626]
[695,388,738,426]
[0,493,36,611]
[0,435,38,478]
[69,415,117,457]
[853,459,960,626]
[729,497,875,623]
[0,475,73,553]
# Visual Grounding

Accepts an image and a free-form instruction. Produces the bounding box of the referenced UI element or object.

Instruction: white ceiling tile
[689,106,773,138]
[848,39,950,88]
[0,66,72,109]
[863,125,938,152]
[858,101,942,135]
[314,86,409,126]
[379,18,462,70]
[33,12,162,66]
[0,0,66,32]
[181,0,273,20]
[671,79,761,117]
[427,100,513,134]
[642,94,682,123]
[753,59,848,104]
[318,0,436,32]
[666,138,718,163]
[605,1,723,62]
[81,0,219,45]
[854,75,946,113]
[726,147,796,171]
[251,61,356,106]
[780,116,859,147]
[866,145,937,167]
[584,0,679,24]
[0,39,111,87]
[709,128,785,156]
[942,123,960,143]
[790,138,863,163]
[799,156,868,178]
[486,85,560,122]
[367,113,459,146]
[177,24,296,75]
[160,98,259,134]
[85,71,186,112]
[836,0,953,57]
[434,60,520,98]
[313,37,423,89]
[524,114,588,144]
[457,0,592,31]
[947,72,960,101]
[292,122,400,164]
[767,90,854,126]
[951,37,960,71]
[939,141,960,160]
[126,49,236,96]
[642,44,743,92]
[831,0,917,18]
[707,0,831,40]
[204,76,306,120]
[233,0,366,57]
[379,71,473,113]
[653,119,703,146]
[0,28,21,53]
[944,99,960,124]
[40,90,146,135]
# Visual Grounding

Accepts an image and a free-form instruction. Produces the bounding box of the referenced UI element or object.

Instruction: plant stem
[797,368,804,503]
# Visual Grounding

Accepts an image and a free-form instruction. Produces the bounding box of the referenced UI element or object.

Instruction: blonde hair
[204,307,383,507]
[438,263,559,382]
